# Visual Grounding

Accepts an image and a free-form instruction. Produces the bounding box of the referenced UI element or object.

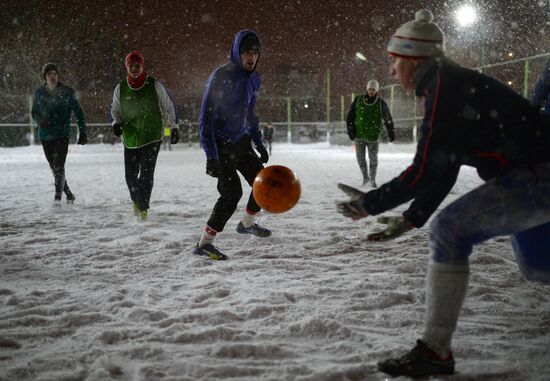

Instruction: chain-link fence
[2,53,549,147]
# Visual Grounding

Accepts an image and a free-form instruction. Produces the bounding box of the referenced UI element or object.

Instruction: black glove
[256,145,269,164]
[367,216,413,241]
[77,133,87,145]
[113,122,123,137]
[206,159,222,178]
[39,119,50,129]
[170,128,179,144]
[336,183,369,220]
[388,131,395,143]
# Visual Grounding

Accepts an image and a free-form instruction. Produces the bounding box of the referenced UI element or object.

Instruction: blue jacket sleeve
[532,58,550,110]
[199,72,219,160]
[248,79,263,147]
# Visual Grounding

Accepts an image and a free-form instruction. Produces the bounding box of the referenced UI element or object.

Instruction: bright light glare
[355,52,367,61]
[455,5,477,27]
[304,103,309,109]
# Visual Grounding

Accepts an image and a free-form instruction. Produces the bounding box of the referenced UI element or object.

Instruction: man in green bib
[346,79,395,187]
[110,51,178,220]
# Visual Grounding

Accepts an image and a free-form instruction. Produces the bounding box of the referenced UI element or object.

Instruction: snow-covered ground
[1,142,549,381]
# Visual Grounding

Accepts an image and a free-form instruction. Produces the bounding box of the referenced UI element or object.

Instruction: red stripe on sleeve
[400,70,442,189]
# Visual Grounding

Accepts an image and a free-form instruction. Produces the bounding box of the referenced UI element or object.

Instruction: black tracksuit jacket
[362,56,550,227]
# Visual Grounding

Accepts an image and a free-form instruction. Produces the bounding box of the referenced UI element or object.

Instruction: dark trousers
[207,137,264,232]
[42,138,71,198]
[124,141,161,211]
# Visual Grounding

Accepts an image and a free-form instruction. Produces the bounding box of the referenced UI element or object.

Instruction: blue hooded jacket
[199,30,263,160]
[532,57,550,112]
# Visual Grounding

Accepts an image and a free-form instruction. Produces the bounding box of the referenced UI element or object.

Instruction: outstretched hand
[336,183,369,220]
[367,216,413,241]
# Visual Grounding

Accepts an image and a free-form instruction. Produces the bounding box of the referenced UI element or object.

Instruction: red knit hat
[125,51,145,69]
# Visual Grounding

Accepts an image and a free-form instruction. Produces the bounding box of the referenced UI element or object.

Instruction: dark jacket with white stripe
[362,56,550,227]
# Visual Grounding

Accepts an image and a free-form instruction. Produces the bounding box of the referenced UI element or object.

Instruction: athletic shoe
[139,209,148,221]
[132,203,140,216]
[66,191,75,204]
[369,179,378,188]
[236,222,272,237]
[54,194,62,207]
[193,243,228,261]
[377,339,455,377]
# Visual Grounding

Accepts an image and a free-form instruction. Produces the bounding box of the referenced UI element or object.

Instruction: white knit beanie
[387,9,444,58]
[367,79,379,91]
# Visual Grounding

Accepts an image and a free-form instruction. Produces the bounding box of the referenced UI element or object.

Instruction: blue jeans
[429,163,550,276]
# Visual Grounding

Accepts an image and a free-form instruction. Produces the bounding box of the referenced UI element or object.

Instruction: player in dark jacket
[195,30,271,260]
[31,63,87,205]
[337,10,550,378]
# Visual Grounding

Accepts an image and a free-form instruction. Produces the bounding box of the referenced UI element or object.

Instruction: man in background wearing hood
[195,30,270,261]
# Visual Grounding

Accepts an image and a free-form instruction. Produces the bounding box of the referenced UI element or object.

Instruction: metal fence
[2,52,549,147]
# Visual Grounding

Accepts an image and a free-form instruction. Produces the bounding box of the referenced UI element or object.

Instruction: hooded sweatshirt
[199,29,263,160]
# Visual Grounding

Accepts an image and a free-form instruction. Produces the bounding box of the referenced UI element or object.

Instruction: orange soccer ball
[252,165,301,213]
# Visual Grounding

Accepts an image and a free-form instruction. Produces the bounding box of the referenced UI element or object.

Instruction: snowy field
[1,142,549,381]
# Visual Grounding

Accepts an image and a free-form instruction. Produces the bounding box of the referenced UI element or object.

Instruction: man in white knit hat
[337,9,550,377]
[346,78,395,187]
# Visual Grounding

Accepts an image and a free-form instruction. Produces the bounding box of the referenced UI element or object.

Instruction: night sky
[1,0,549,121]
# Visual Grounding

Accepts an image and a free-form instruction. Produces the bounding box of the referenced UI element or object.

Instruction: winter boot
[377,339,455,377]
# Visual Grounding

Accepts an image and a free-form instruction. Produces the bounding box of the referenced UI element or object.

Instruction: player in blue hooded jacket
[194,30,271,260]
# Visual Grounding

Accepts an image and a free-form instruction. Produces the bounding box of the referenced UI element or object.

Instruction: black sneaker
[193,243,228,261]
[236,222,272,237]
[377,340,455,377]
[66,191,75,204]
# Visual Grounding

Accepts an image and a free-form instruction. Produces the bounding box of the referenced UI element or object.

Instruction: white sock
[241,209,256,228]
[199,226,217,247]
[422,261,470,356]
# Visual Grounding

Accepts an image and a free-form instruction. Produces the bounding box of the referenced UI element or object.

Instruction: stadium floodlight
[455,4,478,28]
